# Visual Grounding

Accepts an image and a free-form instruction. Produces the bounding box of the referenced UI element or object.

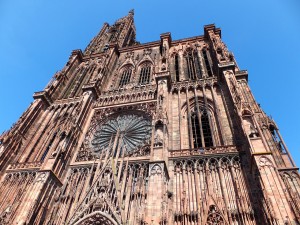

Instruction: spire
[84,10,137,55]
[129,9,134,16]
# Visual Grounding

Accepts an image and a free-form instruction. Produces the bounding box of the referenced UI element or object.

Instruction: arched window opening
[185,50,202,80]
[139,64,151,85]
[191,112,202,148]
[41,132,57,162]
[119,67,132,87]
[201,110,213,147]
[108,28,118,43]
[175,54,180,82]
[189,108,214,148]
[154,121,164,147]
[269,125,286,153]
[202,49,213,77]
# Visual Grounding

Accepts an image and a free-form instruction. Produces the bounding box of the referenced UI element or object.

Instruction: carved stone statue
[249,124,259,138]
[154,126,163,147]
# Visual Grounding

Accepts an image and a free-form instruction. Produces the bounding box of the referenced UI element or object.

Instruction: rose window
[90,114,151,155]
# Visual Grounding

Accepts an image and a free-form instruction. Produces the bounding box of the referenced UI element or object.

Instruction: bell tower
[84,9,136,55]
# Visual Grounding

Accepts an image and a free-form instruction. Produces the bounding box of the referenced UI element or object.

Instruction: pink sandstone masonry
[0,10,299,225]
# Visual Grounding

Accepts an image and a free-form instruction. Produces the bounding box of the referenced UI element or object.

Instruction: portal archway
[73,211,119,225]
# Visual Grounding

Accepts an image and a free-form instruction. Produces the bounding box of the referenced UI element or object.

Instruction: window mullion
[189,56,194,80]
[144,67,147,83]
[192,56,197,80]
[128,69,132,84]
[199,111,206,148]
[207,112,216,146]
[191,55,196,80]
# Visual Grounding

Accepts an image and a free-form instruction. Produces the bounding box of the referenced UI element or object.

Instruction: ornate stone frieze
[95,83,156,107]
[169,145,237,157]
[171,77,218,92]
[8,161,42,171]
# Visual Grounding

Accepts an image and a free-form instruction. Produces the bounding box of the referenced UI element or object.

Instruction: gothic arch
[241,108,253,117]
[137,59,154,68]
[73,211,119,225]
[170,47,179,58]
[205,205,227,225]
[181,96,215,114]
[119,63,134,72]
[137,60,153,85]
[183,46,196,55]
[118,64,134,88]
[181,97,217,148]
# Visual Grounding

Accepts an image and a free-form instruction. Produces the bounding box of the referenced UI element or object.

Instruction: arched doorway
[73,211,119,225]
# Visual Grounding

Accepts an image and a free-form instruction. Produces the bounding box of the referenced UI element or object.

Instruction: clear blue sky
[0,0,299,166]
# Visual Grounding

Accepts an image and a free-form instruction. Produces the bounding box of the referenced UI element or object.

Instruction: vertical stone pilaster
[253,155,296,224]
[13,172,50,224]
[145,163,169,225]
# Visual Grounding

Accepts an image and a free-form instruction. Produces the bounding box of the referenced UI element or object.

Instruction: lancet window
[184,49,202,80]
[202,49,213,77]
[269,125,286,153]
[174,54,180,82]
[109,30,117,42]
[138,63,151,85]
[119,66,132,88]
[190,108,214,148]
[191,112,202,148]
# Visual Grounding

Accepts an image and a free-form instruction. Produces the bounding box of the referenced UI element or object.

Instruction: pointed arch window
[191,112,202,148]
[119,67,132,87]
[185,49,202,80]
[202,49,213,77]
[139,63,151,85]
[190,109,214,148]
[269,125,286,153]
[201,110,214,147]
[174,54,180,82]
[108,29,117,42]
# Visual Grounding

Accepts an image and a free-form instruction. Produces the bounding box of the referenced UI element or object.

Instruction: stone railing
[171,77,218,92]
[94,84,156,107]
[169,145,237,157]
[76,144,151,162]
[9,161,42,170]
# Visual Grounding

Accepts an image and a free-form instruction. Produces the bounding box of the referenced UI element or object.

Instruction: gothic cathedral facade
[0,10,299,225]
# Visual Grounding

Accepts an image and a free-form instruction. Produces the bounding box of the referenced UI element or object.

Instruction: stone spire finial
[129,9,134,16]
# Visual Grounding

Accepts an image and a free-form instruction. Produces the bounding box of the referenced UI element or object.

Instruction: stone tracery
[90,114,151,154]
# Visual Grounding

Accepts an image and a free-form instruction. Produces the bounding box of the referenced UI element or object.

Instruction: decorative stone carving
[206,205,225,225]
[154,122,163,147]
[249,124,259,138]
[84,113,151,157]
[73,211,118,225]
[259,156,274,168]
[35,172,49,183]
[150,163,163,176]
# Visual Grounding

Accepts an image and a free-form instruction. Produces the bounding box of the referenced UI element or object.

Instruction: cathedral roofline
[118,35,205,53]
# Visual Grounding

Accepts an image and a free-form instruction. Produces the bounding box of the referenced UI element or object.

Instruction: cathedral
[0,10,299,225]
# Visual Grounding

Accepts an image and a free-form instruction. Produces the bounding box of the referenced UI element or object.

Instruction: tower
[0,10,299,225]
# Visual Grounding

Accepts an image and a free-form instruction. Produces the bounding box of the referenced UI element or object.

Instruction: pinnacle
[129,9,134,16]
